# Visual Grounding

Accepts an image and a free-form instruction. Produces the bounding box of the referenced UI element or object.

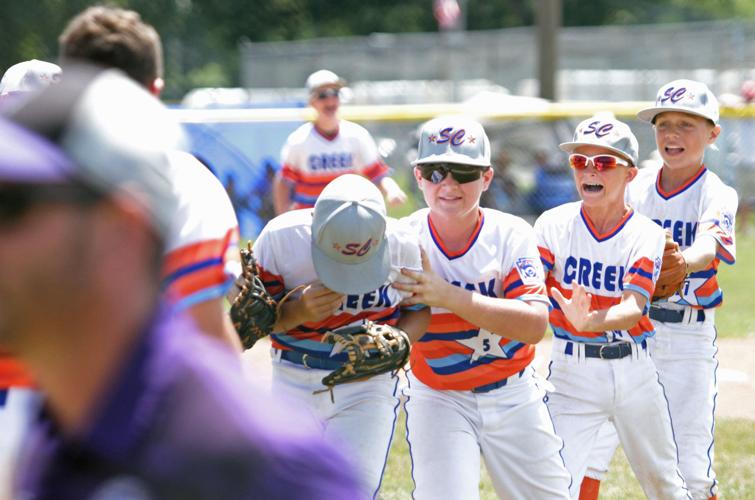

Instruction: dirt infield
[243,336,755,420]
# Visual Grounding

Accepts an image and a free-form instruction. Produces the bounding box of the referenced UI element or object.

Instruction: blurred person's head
[0,59,61,111]
[0,65,182,345]
[559,115,638,210]
[306,70,345,125]
[412,116,493,219]
[638,80,720,172]
[741,80,755,104]
[59,6,164,95]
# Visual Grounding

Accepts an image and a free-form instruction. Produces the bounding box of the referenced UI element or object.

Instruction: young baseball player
[59,6,243,351]
[253,174,430,499]
[534,115,690,499]
[581,81,736,500]
[272,69,407,213]
[393,116,571,500]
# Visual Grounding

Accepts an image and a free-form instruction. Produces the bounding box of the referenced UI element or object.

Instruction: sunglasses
[418,163,489,184]
[568,153,631,172]
[313,88,340,100]
[0,183,102,225]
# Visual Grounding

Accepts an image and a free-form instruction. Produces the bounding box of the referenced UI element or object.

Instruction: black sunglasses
[418,163,489,184]
[313,88,340,100]
[0,183,103,225]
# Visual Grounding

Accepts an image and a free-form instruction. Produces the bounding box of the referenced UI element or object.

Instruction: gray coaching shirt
[14,307,360,500]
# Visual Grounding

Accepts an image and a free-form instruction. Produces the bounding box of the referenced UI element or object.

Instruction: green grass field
[378,231,754,498]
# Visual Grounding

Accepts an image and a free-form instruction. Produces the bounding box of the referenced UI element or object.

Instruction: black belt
[472,369,525,393]
[649,306,705,324]
[279,350,343,370]
[564,341,644,360]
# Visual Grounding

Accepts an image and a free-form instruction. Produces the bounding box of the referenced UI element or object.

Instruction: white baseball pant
[271,352,400,500]
[404,367,571,500]
[546,337,690,500]
[584,310,718,499]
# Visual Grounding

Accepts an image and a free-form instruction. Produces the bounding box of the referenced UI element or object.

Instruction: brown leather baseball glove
[319,321,410,389]
[652,233,688,301]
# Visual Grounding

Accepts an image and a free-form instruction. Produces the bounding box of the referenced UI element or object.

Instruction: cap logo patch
[583,121,613,138]
[659,86,687,105]
[336,237,376,257]
[435,127,470,146]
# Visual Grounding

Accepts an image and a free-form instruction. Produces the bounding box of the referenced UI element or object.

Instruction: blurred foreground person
[60,5,243,351]
[2,65,359,500]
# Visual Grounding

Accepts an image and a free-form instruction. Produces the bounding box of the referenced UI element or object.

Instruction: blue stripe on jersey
[628,265,653,281]
[161,256,223,289]
[690,269,715,279]
[292,193,318,206]
[426,342,526,374]
[173,281,231,312]
[503,279,523,296]
[624,283,651,301]
[420,329,478,342]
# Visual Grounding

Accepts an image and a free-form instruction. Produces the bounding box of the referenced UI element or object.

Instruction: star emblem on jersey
[457,329,508,363]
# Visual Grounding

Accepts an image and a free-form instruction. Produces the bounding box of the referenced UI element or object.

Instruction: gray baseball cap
[559,115,639,166]
[311,174,391,295]
[637,79,720,125]
[5,64,184,239]
[412,116,491,167]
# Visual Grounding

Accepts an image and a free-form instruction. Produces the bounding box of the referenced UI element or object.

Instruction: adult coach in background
[59,5,242,351]
[581,81,736,500]
[3,65,358,500]
[394,117,570,499]
[0,58,62,500]
[273,69,407,214]
[253,174,429,498]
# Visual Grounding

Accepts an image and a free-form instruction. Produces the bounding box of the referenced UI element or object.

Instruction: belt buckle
[598,344,611,359]
[301,353,311,369]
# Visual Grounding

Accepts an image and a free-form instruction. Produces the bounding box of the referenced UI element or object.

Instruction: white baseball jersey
[160,151,240,311]
[535,202,665,344]
[280,120,389,208]
[253,209,421,355]
[403,207,550,391]
[626,164,737,308]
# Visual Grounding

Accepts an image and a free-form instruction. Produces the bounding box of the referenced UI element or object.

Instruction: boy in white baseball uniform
[253,174,429,499]
[394,117,571,500]
[534,115,690,499]
[273,69,406,213]
[581,81,736,500]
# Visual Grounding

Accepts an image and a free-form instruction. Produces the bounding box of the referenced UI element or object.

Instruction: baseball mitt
[229,243,286,349]
[319,321,410,390]
[652,233,688,301]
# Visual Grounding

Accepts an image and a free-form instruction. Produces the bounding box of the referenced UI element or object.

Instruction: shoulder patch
[515,257,543,285]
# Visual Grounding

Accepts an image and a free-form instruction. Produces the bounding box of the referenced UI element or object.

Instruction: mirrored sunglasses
[418,163,489,184]
[313,88,340,100]
[568,153,630,172]
[0,183,102,225]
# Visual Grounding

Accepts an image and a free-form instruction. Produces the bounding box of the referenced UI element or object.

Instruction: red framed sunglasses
[568,153,631,172]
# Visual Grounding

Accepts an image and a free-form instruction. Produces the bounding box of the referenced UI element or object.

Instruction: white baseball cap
[559,115,639,166]
[311,174,391,295]
[306,69,346,92]
[412,116,491,167]
[637,79,720,124]
[0,59,61,96]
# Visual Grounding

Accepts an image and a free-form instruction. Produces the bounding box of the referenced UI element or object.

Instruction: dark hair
[59,6,163,88]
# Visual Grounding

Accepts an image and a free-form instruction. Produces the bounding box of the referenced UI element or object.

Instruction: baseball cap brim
[311,235,391,295]
[637,106,716,124]
[559,141,635,165]
[0,117,76,183]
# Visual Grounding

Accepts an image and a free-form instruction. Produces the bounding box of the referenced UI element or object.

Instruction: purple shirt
[15,306,360,499]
